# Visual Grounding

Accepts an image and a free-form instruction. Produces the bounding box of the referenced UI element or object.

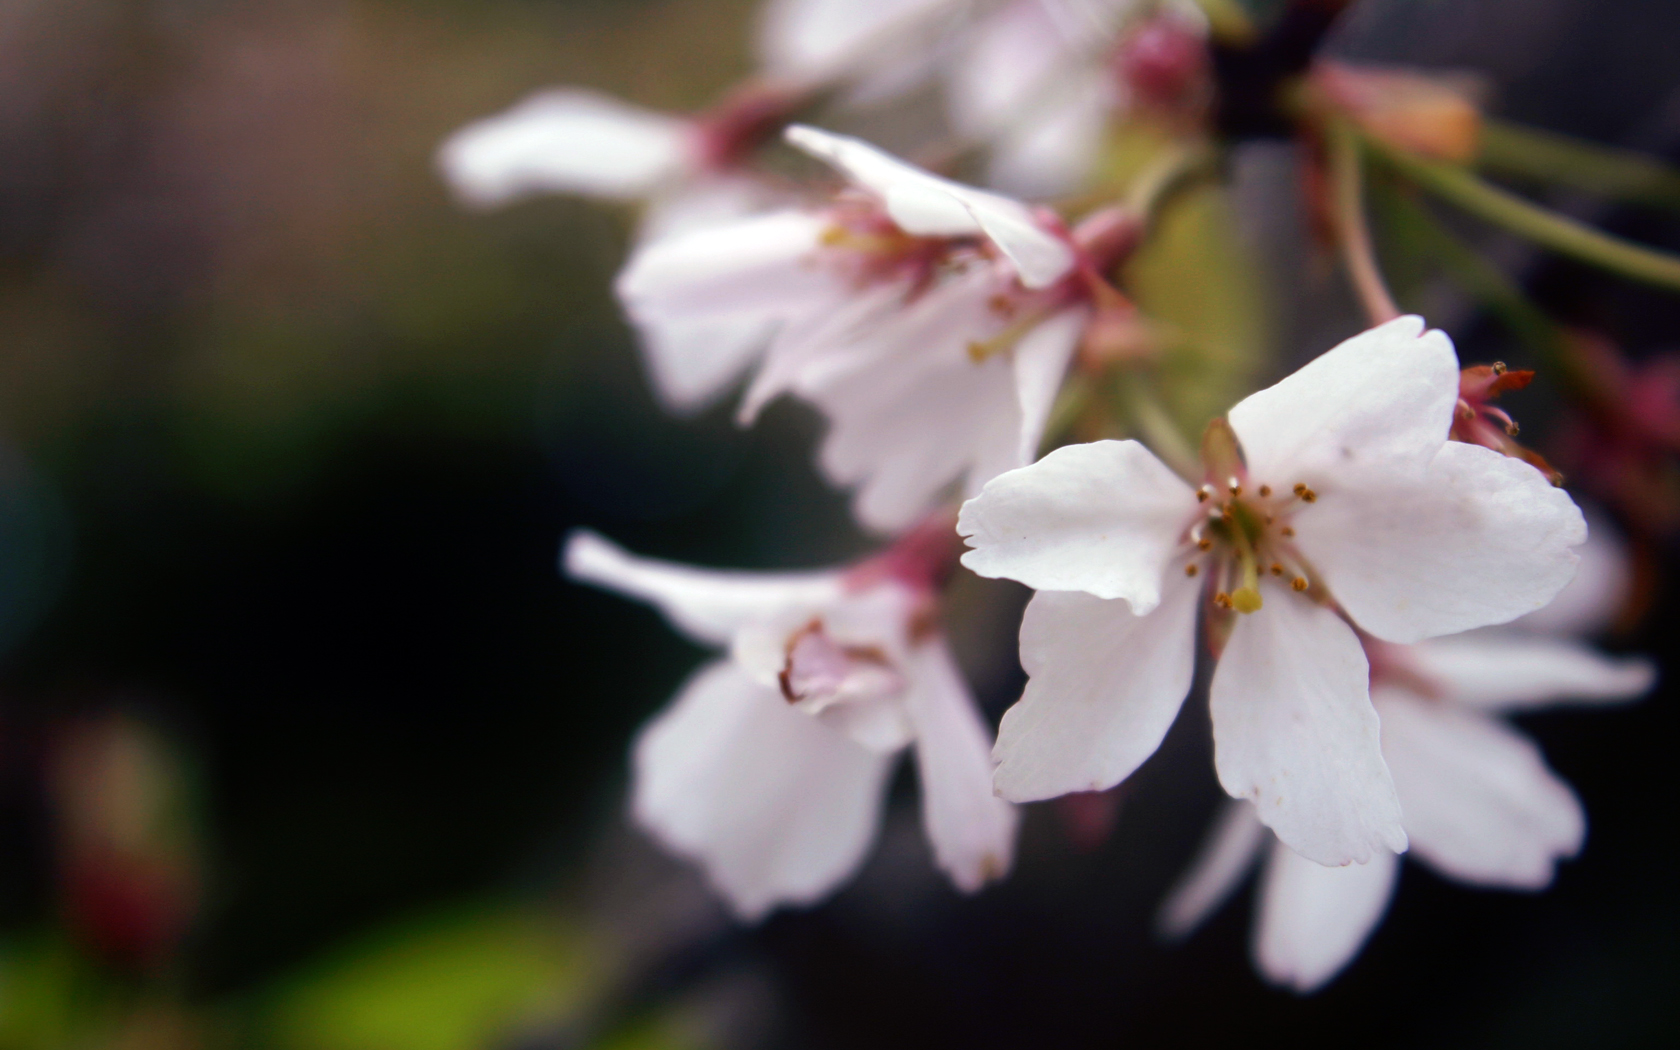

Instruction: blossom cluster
[440,0,1663,992]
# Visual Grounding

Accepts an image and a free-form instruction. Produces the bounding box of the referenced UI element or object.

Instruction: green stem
[1367,180,1601,396]
[1368,134,1680,293]
[1125,141,1215,222]
[1478,119,1680,214]
[1329,119,1401,325]
[1116,370,1199,481]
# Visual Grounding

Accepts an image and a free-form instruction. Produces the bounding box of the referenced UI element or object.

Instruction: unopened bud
[1313,62,1485,162]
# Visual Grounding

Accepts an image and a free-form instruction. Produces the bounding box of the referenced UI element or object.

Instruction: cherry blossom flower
[1157,526,1653,991]
[617,123,1123,531]
[957,315,1588,865]
[563,526,1017,919]
[943,0,1208,197]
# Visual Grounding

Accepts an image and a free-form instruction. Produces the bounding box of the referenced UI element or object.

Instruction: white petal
[1254,843,1399,993]
[738,281,906,424]
[958,440,1195,612]
[616,210,835,325]
[1298,440,1587,644]
[563,531,844,647]
[757,0,957,81]
[1228,316,1457,486]
[945,0,1069,138]
[784,125,1076,289]
[903,642,1019,891]
[632,661,895,919]
[801,273,1023,532]
[983,76,1111,199]
[1157,799,1267,940]
[1012,307,1088,466]
[1515,512,1630,635]
[1211,587,1407,866]
[635,176,774,244]
[992,573,1201,802]
[634,314,778,414]
[945,1,1110,198]
[438,89,693,206]
[1378,689,1583,889]
[1404,634,1655,712]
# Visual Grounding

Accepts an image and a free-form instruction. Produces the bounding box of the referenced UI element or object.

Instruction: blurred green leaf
[257,903,602,1050]
[0,935,120,1049]
[1123,181,1271,442]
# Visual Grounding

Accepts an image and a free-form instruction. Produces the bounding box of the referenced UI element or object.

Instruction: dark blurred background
[0,1,1675,1047]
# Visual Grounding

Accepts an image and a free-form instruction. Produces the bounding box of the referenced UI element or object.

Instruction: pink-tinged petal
[784,125,1076,288]
[438,89,693,207]
[632,661,895,920]
[636,176,774,243]
[616,210,835,325]
[983,77,1110,199]
[945,1,1111,198]
[959,440,1195,611]
[1012,308,1089,466]
[1298,441,1587,644]
[1211,587,1407,866]
[800,274,1023,532]
[564,531,844,647]
[1254,842,1399,993]
[903,642,1019,891]
[1228,316,1457,486]
[1377,689,1583,889]
[1157,799,1266,940]
[1405,634,1654,712]
[993,574,1201,801]
[635,315,779,415]
[738,281,907,424]
[757,0,957,82]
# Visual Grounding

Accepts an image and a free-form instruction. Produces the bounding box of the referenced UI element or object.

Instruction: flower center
[1182,469,1326,619]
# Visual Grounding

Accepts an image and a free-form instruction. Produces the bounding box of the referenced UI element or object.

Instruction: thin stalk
[1126,140,1216,223]
[1369,134,1680,293]
[1478,119,1680,214]
[1117,371,1199,481]
[1328,119,1401,325]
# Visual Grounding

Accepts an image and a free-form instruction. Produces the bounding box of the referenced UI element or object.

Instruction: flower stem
[1116,371,1199,480]
[1369,134,1680,293]
[1328,118,1401,325]
[1477,119,1680,215]
[1126,140,1215,223]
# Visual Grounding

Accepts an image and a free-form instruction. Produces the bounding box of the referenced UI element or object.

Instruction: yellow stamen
[1292,576,1309,592]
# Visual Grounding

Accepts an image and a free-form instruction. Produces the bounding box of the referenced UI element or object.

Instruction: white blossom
[957,316,1588,865]
[564,529,1017,919]
[617,124,1098,531]
[1156,526,1654,991]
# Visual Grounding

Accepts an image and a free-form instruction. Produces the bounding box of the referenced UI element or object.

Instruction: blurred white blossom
[618,124,1102,532]
[565,528,1016,919]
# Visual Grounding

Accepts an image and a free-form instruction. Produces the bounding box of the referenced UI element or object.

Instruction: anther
[1197,485,1213,503]
[1258,485,1272,498]
[1270,563,1284,576]
[1492,361,1507,374]
[1213,592,1231,608]
[1197,538,1213,551]
[1185,564,1199,577]
[1292,483,1317,503]
[1291,577,1308,592]
[1228,476,1242,496]
[1281,526,1295,538]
